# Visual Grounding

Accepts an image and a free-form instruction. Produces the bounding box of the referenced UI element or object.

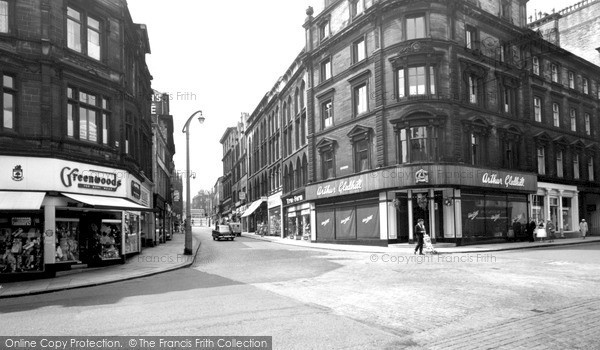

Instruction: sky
[125,0,577,200]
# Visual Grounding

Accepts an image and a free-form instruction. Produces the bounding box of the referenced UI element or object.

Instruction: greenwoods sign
[306,165,538,200]
[60,167,122,192]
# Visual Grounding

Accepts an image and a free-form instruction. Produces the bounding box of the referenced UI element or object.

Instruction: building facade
[219,0,600,245]
[0,0,153,277]
[151,91,176,244]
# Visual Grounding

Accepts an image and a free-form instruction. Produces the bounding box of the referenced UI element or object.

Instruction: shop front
[241,197,266,234]
[305,164,537,246]
[282,191,311,240]
[533,182,579,238]
[268,192,282,237]
[0,156,151,278]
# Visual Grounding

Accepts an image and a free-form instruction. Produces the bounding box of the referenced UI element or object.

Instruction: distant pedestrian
[580,219,588,239]
[414,218,425,255]
[527,220,536,243]
[547,220,555,243]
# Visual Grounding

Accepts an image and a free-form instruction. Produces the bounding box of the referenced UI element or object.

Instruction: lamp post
[182,110,205,255]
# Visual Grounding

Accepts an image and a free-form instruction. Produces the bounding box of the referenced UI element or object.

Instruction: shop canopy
[61,193,150,211]
[0,191,46,210]
[241,198,266,218]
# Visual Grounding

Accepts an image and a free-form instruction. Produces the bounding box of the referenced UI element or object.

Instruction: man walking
[580,219,588,239]
[414,218,425,255]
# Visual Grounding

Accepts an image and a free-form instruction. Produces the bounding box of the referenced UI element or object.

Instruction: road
[1,227,599,349]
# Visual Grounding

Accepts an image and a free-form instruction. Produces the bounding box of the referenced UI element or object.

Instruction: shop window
[570,108,577,132]
[396,125,439,164]
[67,87,110,145]
[352,36,366,64]
[316,208,335,240]
[532,56,540,75]
[552,103,560,127]
[0,215,44,274]
[573,154,580,179]
[532,195,544,224]
[66,6,103,60]
[534,96,542,122]
[537,146,546,175]
[336,207,356,239]
[562,197,572,231]
[356,205,380,239]
[485,195,508,238]
[55,218,80,263]
[556,150,564,178]
[1,73,15,130]
[398,65,436,98]
[461,194,486,238]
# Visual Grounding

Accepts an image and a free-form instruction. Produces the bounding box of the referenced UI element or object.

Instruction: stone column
[408,189,414,243]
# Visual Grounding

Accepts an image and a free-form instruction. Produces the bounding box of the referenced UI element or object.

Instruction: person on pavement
[414,218,425,255]
[580,219,588,239]
[547,220,555,243]
[527,220,536,242]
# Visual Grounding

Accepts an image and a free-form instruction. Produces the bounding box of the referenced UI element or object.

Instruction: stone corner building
[0,0,153,277]
[231,0,600,246]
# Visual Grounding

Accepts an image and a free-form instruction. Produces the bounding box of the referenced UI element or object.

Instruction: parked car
[212,225,235,241]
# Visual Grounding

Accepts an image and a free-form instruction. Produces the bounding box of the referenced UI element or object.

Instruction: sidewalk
[0,228,204,299]
[243,233,600,254]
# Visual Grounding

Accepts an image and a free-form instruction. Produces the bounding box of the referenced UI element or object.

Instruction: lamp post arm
[182,110,204,133]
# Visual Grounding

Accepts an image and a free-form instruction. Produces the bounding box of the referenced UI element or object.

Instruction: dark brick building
[0,0,154,276]
[223,0,600,245]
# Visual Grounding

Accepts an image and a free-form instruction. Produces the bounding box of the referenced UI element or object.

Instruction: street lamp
[182,110,205,255]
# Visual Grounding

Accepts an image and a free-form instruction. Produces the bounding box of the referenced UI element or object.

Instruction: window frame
[556,150,564,178]
[533,96,542,122]
[551,64,559,83]
[320,58,332,83]
[395,124,441,164]
[465,25,478,50]
[397,64,437,98]
[352,81,369,117]
[349,0,365,19]
[321,99,334,130]
[1,72,16,131]
[532,56,540,75]
[589,157,595,182]
[67,86,110,145]
[352,36,366,64]
[584,113,591,136]
[0,0,15,34]
[570,108,577,132]
[66,6,104,61]
[573,154,580,179]
[568,71,575,89]
[405,13,426,41]
[537,146,546,175]
[552,102,560,127]
[583,78,589,94]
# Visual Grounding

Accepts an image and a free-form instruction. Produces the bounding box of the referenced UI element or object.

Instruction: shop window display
[462,193,529,240]
[0,216,44,274]
[94,219,122,260]
[55,219,80,262]
[124,213,140,254]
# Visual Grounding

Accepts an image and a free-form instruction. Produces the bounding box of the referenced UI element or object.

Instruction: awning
[62,193,150,211]
[241,199,266,218]
[0,191,45,210]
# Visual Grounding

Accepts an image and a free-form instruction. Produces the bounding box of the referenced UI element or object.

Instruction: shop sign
[140,187,150,207]
[481,172,526,189]
[60,167,122,192]
[131,181,141,199]
[12,217,31,226]
[301,209,311,216]
[316,179,363,197]
[12,165,24,181]
[283,191,305,205]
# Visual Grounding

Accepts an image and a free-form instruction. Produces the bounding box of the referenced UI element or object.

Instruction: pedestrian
[414,218,425,255]
[547,220,555,243]
[527,220,536,243]
[579,219,588,239]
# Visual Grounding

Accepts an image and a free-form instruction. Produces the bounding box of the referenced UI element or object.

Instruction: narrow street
[1,228,599,349]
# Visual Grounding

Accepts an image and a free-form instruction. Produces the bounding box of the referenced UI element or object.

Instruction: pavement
[0,227,597,299]
[0,229,202,299]
[244,232,600,254]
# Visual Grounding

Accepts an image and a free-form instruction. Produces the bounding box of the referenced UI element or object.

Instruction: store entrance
[412,192,430,236]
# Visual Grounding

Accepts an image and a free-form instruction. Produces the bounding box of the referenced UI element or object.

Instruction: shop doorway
[395,193,409,242]
[412,192,430,235]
